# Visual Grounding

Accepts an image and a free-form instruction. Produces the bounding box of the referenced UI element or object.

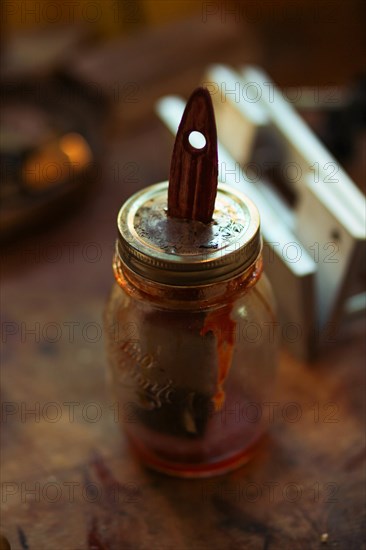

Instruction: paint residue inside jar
[201,305,236,411]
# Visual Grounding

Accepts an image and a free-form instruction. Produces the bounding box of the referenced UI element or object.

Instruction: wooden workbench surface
[1,121,364,550]
[1,112,365,550]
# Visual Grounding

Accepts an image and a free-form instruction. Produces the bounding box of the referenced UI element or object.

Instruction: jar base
[126,433,263,478]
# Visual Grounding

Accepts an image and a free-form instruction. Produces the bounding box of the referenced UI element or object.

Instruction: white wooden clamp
[156,67,365,359]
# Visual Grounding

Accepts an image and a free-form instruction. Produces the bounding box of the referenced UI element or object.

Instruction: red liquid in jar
[124,385,265,477]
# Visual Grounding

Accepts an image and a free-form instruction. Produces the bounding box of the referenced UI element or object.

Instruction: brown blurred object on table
[0,23,108,241]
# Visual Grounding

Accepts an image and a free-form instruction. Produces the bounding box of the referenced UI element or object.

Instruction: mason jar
[104,181,278,477]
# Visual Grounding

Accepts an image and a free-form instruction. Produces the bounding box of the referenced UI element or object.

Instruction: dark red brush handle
[168,87,218,224]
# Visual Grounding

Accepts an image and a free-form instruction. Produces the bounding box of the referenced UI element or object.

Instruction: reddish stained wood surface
[168,87,218,224]
[1,119,365,550]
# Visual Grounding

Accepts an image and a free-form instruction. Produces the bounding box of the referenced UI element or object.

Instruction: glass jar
[105,181,278,477]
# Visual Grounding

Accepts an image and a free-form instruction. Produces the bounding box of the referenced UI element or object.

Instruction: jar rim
[117,181,261,286]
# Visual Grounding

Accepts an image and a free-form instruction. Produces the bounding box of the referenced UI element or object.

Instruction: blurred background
[1,0,365,232]
[1,0,365,347]
[1,1,366,548]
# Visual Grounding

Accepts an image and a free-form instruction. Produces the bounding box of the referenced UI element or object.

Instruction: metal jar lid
[117,181,261,286]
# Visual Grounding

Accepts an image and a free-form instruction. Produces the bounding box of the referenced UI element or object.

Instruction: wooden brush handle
[168,87,218,224]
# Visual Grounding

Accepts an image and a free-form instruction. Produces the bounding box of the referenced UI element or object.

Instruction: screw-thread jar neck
[113,251,263,309]
[116,181,262,287]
